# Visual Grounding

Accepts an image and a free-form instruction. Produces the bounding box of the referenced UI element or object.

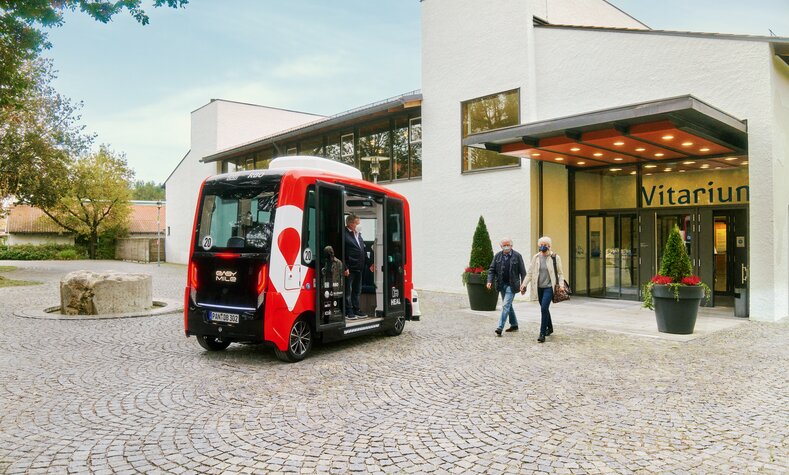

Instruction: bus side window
[303,188,316,266]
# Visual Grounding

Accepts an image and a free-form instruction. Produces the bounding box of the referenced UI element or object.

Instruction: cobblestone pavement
[1,260,787,474]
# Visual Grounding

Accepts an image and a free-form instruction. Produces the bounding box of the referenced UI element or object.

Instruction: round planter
[465,273,499,311]
[652,284,705,334]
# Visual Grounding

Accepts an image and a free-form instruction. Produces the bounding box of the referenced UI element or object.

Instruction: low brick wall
[116,238,165,263]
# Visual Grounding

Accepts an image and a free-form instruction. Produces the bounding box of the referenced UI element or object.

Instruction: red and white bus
[184,156,421,362]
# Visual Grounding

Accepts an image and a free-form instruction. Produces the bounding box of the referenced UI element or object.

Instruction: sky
[43,0,788,184]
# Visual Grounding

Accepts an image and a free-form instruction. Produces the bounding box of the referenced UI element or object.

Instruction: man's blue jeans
[537,286,554,336]
[497,284,518,330]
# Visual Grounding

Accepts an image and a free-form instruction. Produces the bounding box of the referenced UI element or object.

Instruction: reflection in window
[340,133,355,166]
[326,133,342,162]
[461,89,520,172]
[358,121,391,182]
[393,118,409,180]
[574,167,637,210]
[256,148,274,169]
[300,137,323,156]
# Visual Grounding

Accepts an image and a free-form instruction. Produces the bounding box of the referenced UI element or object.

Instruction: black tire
[385,315,406,336]
[196,335,231,351]
[274,318,313,362]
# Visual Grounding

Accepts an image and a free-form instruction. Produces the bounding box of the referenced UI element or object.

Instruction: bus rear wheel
[197,335,231,351]
[275,318,313,362]
[385,315,406,336]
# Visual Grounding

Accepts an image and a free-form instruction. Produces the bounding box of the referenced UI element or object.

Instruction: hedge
[0,244,87,260]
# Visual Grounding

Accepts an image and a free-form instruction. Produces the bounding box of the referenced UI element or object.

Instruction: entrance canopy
[462,96,748,170]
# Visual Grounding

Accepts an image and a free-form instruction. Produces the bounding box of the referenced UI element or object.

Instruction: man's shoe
[346,315,358,320]
[354,312,366,318]
[494,328,502,336]
[505,326,519,332]
[546,328,553,336]
[537,335,545,343]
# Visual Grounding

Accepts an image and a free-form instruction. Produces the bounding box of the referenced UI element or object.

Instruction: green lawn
[0,266,41,287]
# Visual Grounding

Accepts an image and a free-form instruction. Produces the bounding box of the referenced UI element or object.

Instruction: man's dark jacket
[344,227,371,271]
[487,250,527,290]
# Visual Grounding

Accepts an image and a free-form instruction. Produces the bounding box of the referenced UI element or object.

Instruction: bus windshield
[196,180,280,253]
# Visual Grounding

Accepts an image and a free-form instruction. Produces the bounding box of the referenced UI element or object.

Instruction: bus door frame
[383,196,406,320]
[314,180,346,331]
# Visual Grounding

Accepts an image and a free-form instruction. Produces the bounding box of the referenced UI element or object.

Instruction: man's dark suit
[344,227,371,317]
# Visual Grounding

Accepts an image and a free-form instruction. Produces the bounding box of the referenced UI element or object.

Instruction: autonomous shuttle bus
[184,156,421,362]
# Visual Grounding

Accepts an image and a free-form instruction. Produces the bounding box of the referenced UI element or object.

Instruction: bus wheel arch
[274,314,314,362]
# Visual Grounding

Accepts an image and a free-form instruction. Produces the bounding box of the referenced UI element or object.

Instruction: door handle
[741,264,748,283]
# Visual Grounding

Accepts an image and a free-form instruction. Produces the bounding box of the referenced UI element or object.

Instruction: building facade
[165,0,789,322]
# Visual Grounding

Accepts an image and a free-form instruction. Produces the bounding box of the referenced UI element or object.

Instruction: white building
[165,0,789,322]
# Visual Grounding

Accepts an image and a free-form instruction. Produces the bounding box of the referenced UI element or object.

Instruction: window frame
[460,88,521,174]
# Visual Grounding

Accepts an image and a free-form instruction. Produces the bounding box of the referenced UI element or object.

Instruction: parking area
[1,260,787,474]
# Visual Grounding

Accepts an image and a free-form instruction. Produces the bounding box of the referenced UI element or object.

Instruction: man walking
[343,213,373,319]
[487,237,527,336]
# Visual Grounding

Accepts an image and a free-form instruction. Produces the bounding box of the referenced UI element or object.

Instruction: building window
[286,147,297,156]
[256,148,274,169]
[340,133,355,166]
[574,166,638,210]
[300,137,323,157]
[409,117,422,178]
[461,89,520,172]
[358,121,391,182]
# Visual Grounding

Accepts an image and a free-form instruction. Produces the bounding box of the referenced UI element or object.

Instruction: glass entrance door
[575,214,638,300]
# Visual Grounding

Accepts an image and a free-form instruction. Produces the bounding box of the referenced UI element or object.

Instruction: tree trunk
[89,231,98,259]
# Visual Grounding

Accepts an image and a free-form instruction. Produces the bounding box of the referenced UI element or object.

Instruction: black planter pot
[465,273,499,311]
[652,284,705,334]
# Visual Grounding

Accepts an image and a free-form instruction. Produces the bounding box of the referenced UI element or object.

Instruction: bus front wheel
[197,335,231,351]
[275,318,313,362]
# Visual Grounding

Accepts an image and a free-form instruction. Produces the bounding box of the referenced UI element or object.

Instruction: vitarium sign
[641,168,749,208]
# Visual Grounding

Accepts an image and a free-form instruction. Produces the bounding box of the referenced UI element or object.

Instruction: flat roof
[463,95,748,169]
[203,90,422,164]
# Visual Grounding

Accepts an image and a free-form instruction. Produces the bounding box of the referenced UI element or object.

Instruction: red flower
[464,266,485,274]
[681,276,701,286]
[651,275,673,285]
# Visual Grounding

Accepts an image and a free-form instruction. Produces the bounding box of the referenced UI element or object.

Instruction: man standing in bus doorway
[486,237,527,336]
[343,213,373,319]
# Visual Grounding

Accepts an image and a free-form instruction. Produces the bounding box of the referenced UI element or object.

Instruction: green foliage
[0,0,189,109]
[469,216,494,269]
[1,59,90,204]
[462,216,494,285]
[132,180,165,201]
[659,224,693,281]
[0,244,85,260]
[36,146,133,259]
[0,275,41,287]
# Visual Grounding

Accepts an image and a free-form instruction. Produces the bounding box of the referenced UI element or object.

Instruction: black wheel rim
[289,321,311,356]
[394,316,405,332]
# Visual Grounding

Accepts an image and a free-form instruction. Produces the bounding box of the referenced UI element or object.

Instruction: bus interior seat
[227,236,246,248]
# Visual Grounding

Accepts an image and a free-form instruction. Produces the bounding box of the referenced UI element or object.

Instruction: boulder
[60,270,153,315]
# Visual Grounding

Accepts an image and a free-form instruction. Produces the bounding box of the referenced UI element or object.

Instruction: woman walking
[520,236,566,343]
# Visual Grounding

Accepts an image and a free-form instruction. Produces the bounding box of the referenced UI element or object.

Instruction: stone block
[60,270,153,315]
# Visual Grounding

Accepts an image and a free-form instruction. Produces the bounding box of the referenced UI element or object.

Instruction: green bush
[0,244,85,260]
[469,216,494,269]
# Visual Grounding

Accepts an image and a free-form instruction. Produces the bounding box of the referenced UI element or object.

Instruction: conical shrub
[658,224,693,282]
[469,216,494,269]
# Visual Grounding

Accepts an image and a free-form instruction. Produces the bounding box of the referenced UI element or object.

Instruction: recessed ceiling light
[555,157,564,161]
[700,164,710,169]
[593,153,603,157]
[664,168,672,172]
[610,168,622,172]
[700,147,710,152]
[679,170,686,173]
[682,141,694,147]
[570,147,581,152]
[645,173,653,176]
[742,161,749,165]
[614,141,625,146]
[614,157,624,161]
[683,161,695,165]
[630,171,637,175]
[644,164,657,169]
[715,166,722,169]
[636,148,646,152]
[531,153,541,157]
[724,157,738,161]
[662,135,674,140]
[577,161,586,165]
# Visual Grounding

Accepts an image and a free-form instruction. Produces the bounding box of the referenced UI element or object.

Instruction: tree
[38,146,134,259]
[469,216,494,269]
[1,58,91,205]
[0,0,189,109]
[132,180,165,201]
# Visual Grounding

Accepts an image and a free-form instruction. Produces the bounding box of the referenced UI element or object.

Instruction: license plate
[210,311,239,324]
